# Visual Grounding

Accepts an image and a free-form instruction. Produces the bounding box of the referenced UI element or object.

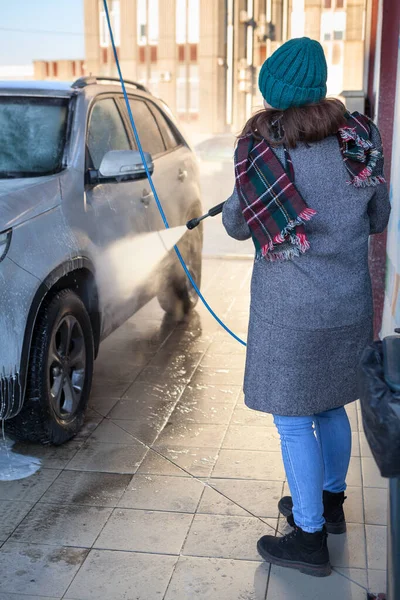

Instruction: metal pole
[246,0,254,118]
[282,0,289,41]
[226,0,235,126]
[387,477,400,600]
[266,0,272,58]
[146,0,151,85]
[185,0,190,122]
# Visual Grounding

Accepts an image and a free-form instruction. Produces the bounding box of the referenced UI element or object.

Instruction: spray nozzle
[186,201,226,230]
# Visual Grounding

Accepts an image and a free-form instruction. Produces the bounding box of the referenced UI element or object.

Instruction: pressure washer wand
[186,201,226,230]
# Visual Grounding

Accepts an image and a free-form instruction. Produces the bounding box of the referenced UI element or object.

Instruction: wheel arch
[18,257,101,415]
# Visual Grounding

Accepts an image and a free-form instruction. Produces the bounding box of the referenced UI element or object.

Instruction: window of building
[138,0,159,46]
[53,62,58,77]
[321,4,346,94]
[112,1,121,46]
[87,98,130,170]
[99,2,108,47]
[176,65,199,119]
[137,64,147,86]
[99,0,120,48]
[137,0,159,91]
[175,0,199,120]
[333,11,346,39]
[148,0,159,45]
[176,64,187,115]
[188,0,200,43]
[72,62,77,77]
[321,10,346,41]
[128,98,165,155]
[189,64,199,116]
[176,0,187,44]
[137,0,147,45]
[176,0,199,44]
[149,70,160,97]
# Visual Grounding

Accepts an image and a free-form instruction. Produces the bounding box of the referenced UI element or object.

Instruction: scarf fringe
[348,174,387,188]
[258,230,311,262]
[256,244,302,262]
[272,208,316,246]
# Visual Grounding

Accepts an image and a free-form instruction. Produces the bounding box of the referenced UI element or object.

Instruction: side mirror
[90,150,154,184]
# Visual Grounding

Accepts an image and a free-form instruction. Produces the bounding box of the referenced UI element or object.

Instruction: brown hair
[239,98,347,149]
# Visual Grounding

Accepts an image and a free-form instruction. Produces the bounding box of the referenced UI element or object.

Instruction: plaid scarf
[234,112,386,262]
[234,135,316,261]
[338,112,386,188]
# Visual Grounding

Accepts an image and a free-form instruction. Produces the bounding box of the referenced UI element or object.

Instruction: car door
[85,95,153,336]
[124,96,199,235]
[147,99,200,229]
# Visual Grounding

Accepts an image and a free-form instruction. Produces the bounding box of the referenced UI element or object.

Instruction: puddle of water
[0,424,41,481]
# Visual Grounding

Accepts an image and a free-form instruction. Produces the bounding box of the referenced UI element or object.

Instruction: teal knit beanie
[258,37,328,110]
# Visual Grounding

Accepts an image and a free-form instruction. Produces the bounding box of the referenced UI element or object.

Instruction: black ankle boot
[257,526,331,577]
[278,490,347,534]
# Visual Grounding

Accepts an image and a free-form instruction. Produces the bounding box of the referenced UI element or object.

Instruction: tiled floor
[0,259,388,599]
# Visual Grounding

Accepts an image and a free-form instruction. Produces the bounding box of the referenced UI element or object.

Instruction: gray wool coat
[222,134,391,416]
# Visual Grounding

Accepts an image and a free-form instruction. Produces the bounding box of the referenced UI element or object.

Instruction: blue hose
[103,0,246,347]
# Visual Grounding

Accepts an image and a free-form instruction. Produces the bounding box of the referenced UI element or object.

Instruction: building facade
[33,60,86,81]
[83,0,367,136]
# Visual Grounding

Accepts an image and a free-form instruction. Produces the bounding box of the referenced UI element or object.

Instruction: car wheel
[6,289,94,445]
[158,209,203,319]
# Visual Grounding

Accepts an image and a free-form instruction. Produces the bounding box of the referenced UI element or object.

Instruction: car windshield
[0,96,69,178]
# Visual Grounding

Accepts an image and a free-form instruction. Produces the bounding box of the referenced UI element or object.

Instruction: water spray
[103,0,246,347]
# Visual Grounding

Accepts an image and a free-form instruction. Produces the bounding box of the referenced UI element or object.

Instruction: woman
[222,37,391,578]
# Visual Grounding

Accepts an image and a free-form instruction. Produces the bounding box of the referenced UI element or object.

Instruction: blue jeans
[273,406,352,533]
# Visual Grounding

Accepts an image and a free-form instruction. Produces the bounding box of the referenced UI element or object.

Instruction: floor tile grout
[358,405,371,575]
[161,475,207,600]
[2,262,389,598]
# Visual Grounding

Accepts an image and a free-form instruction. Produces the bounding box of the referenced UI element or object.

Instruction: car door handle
[141,190,153,207]
[178,168,188,182]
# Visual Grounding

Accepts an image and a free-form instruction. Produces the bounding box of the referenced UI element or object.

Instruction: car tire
[158,206,203,319]
[6,289,94,445]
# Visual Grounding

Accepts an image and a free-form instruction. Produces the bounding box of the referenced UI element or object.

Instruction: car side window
[147,102,181,151]
[87,98,130,170]
[128,98,166,156]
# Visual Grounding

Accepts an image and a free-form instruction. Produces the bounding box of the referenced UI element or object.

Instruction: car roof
[0,78,183,133]
[0,78,152,100]
[0,80,75,97]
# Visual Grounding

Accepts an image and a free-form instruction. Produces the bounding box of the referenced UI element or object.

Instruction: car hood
[0,175,61,231]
